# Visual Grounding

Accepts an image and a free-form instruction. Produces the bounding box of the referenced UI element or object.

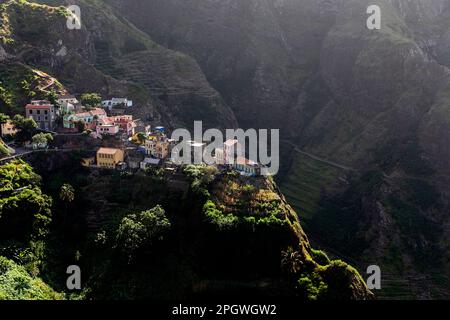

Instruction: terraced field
[276,143,448,300]
[277,145,345,222]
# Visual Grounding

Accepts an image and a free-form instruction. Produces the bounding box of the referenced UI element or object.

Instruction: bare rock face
[107,0,450,298]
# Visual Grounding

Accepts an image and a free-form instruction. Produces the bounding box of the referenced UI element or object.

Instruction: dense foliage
[0,256,63,300]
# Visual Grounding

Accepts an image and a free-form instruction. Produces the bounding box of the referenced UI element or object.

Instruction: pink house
[113,115,136,136]
[96,124,120,136]
[94,115,136,137]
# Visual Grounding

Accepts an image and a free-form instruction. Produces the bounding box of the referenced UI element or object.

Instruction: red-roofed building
[25,100,56,130]
[112,115,136,136]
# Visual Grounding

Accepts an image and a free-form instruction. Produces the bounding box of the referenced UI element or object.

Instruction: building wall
[26,106,55,130]
[97,149,124,169]
[96,125,119,135]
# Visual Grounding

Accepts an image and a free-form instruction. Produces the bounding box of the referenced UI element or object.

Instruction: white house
[57,95,79,106]
[102,97,133,110]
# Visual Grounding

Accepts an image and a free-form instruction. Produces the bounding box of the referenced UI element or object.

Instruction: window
[45,110,48,115]
[29,110,32,114]
[37,110,40,114]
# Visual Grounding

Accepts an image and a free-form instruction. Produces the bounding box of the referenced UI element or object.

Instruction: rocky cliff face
[2,0,450,298]
[107,0,450,298]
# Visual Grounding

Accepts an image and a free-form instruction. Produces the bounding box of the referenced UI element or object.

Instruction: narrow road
[0,147,91,164]
[280,139,356,171]
[281,139,450,182]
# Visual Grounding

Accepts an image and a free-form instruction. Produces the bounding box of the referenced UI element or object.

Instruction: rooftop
[142,158,161,165]
[97,147,122,155]
[58,95,77,100]
[25,104,53,110]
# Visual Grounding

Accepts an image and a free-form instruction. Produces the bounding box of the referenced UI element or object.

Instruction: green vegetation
[115,206,171,262]
[0,64,39,115]
[278,147,343,221]
[32,132,53,145]
[0,160,59,299]
[0,160,52,241]
[282,246,369,300]
[12,114,37,141]
[59,183,75,203]
[0,155,370,300]
[0,140,10,157]
[80,93,101,109]
[0,256,63,300]
[203,200,238,231]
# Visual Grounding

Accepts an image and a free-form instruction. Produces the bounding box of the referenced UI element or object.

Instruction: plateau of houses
[6,93,265,177]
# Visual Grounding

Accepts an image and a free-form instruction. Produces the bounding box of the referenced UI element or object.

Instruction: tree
[80,93,101,110]
[115,205,171,262]
[45,89,58,106]
[0,256,63,300]
[32,133,53,146]
[281,247,304,276]
[0,160,52,241]
[12,115,37,142]
[59,183,75,203]
[0,113,10,137]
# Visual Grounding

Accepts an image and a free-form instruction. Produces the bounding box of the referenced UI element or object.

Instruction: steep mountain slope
[0,154,372,300]
[107,0,450,298]
[0,0,237,129]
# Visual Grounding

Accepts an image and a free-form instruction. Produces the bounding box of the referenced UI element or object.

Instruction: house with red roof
[25,100,56,131]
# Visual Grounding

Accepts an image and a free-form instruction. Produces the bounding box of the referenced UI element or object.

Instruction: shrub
[310,249,330,266]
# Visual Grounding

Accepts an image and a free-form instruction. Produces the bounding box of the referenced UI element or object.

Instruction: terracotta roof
[97,147,122,155]
[99,117,114,125]
[25,104,52,110]
[90,108,107,116]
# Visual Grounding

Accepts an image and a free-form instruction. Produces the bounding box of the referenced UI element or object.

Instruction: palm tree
[60,183,75,228]
[281,247,304,275]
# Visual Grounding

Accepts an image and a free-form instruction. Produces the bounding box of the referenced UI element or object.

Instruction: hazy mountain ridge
[2,0,450,298]
[106,0,450,298]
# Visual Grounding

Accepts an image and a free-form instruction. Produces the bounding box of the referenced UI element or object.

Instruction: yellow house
[96,148,124,169]
[1,120,18,137]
